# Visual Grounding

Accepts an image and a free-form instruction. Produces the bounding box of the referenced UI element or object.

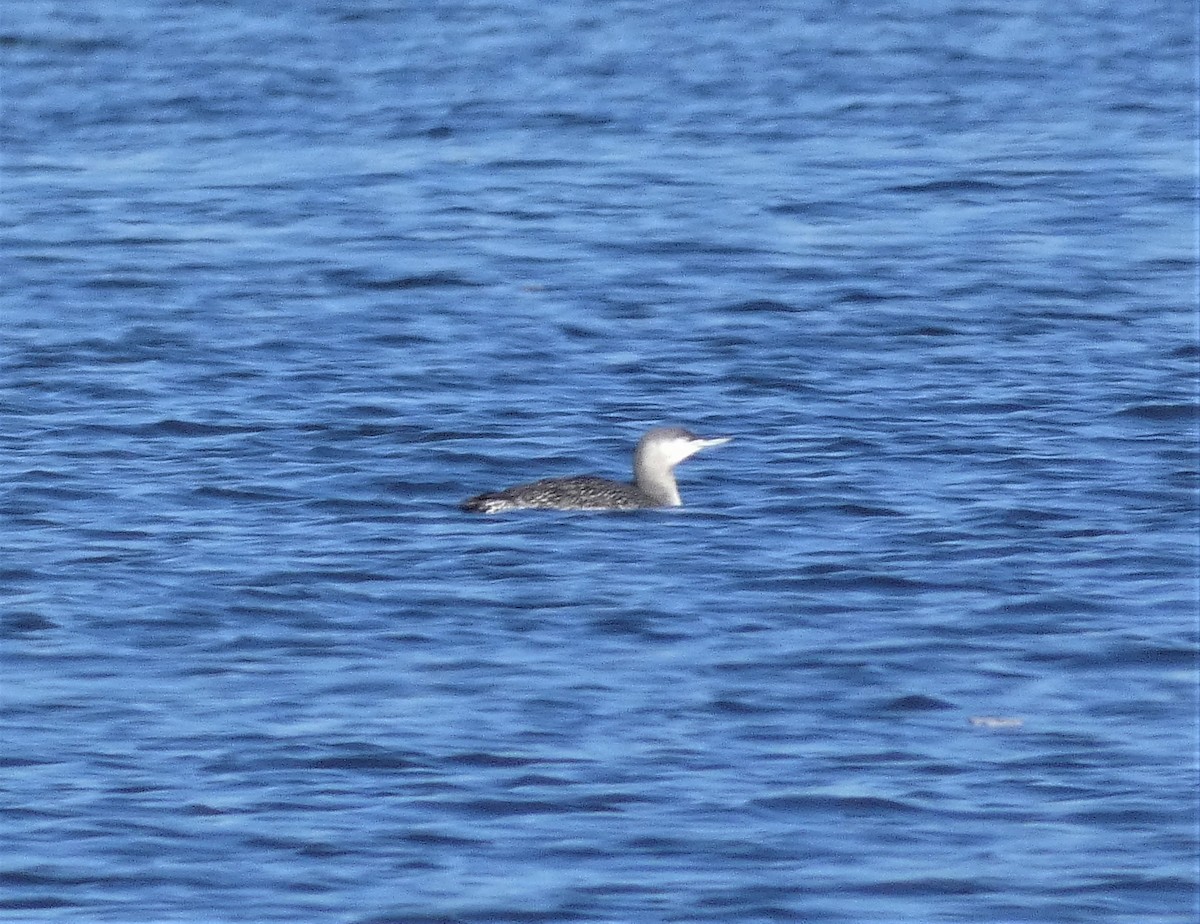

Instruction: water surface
[2,1,1197,922]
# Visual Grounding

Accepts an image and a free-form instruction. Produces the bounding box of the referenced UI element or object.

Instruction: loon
[461,427,732,513]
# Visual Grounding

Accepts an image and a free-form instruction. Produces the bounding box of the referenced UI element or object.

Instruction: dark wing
[462,476,649,512]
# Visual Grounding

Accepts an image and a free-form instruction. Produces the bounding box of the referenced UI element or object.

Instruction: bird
[461,426,732,513]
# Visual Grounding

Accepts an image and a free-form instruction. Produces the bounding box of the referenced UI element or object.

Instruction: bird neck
[634,458,682,506]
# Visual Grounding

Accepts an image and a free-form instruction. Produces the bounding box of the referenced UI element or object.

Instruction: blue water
[2,1,1197,921]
